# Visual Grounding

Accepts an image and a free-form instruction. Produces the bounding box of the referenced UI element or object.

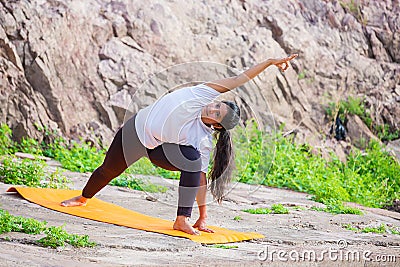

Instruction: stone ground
[0,168,399,267]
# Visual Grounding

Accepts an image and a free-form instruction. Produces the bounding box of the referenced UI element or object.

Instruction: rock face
[0,0,399,151]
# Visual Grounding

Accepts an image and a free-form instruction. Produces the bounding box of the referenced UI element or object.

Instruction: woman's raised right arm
[205,54,297,93]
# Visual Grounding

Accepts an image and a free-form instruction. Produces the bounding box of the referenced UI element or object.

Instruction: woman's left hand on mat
[60,195,88,207]
[193,217,214,233]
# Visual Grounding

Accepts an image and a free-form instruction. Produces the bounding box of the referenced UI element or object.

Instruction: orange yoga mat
[7,187,264,244]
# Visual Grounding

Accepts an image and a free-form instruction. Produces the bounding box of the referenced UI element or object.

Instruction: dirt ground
[0,168,399,267]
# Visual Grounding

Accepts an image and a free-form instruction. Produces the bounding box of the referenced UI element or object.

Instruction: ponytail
[209,129,235,203]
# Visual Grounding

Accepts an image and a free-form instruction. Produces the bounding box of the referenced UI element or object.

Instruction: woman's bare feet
[60,195,88,207]
[173,216,200,235]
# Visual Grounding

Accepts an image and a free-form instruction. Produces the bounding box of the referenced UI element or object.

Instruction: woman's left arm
[193,172,214,233]
[205,54,298,93]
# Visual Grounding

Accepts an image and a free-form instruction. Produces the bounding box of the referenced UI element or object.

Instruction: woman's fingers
[288,54,298,60]
[275,54,297,72]
[277,62,288,72]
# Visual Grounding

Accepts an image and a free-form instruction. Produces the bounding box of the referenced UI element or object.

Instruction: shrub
[0,209,96,248]
[232,120,399,213]
[0,156,69,189]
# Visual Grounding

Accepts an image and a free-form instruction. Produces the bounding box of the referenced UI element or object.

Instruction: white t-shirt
[135,83,221,172]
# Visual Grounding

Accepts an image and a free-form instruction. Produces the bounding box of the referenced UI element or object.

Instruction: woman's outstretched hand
[193,217,215,233]
[60,195,88,207]
[270,54,298,72]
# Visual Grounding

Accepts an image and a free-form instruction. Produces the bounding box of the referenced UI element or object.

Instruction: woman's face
[201,101,228,129]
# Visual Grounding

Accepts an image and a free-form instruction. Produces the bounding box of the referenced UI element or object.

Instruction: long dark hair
[209,101,240,203]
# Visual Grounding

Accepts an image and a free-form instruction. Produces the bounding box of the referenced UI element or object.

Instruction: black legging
[82,115,203,217]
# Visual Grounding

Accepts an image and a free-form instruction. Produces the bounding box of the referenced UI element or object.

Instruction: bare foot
[173,216,200,235]
[60,195,88,207]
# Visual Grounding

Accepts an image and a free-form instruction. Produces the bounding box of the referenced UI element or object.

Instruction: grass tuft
[110,175,167,193]
[343,223,400,235]
[0,209,96,248]
[243,204,289,215]
[0,156,70,189]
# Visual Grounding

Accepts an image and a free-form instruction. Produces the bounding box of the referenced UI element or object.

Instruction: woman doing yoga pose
[61,54,297,235]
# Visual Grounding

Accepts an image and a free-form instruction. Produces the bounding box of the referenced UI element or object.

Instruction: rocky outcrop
[0,0,399,152]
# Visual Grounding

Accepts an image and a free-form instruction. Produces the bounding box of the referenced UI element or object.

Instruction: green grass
[0,124,13,155]
[233,120,400,214]
[233,119,274,185]
[0,156,45,187]
[39,135,106,173]
[123,157,180,180]
[310,199,362,215]
[271,204,289,214]
[0,209,47,235]
[0,209,96,248]
[0,123,175,190]
[375,124,400,142]
[361,224,387,234]
[243,208,272,214]
[45,168,70,189]
[38,225,96,248]
[243,204,289,215]
[343,223,358,232]
[389,227,400,235]
[155,167,180,179]
[0,123,105,173]
[343,223,400,235]
[110,175,167,193]
[239,123,398,212]
[233,216,242,221]
[0,156,70,189]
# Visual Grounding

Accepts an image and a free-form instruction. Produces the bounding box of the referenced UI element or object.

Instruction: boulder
[387,139,400,162]
[346,114,380,148]
[0,0,398,156]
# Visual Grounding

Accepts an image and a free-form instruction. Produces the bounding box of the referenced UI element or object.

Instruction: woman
[61,54,298,235]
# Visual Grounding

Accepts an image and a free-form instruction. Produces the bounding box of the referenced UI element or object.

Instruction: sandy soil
[0,168,399,266]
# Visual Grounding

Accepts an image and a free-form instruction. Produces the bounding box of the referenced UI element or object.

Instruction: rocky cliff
[1,0,399,155]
